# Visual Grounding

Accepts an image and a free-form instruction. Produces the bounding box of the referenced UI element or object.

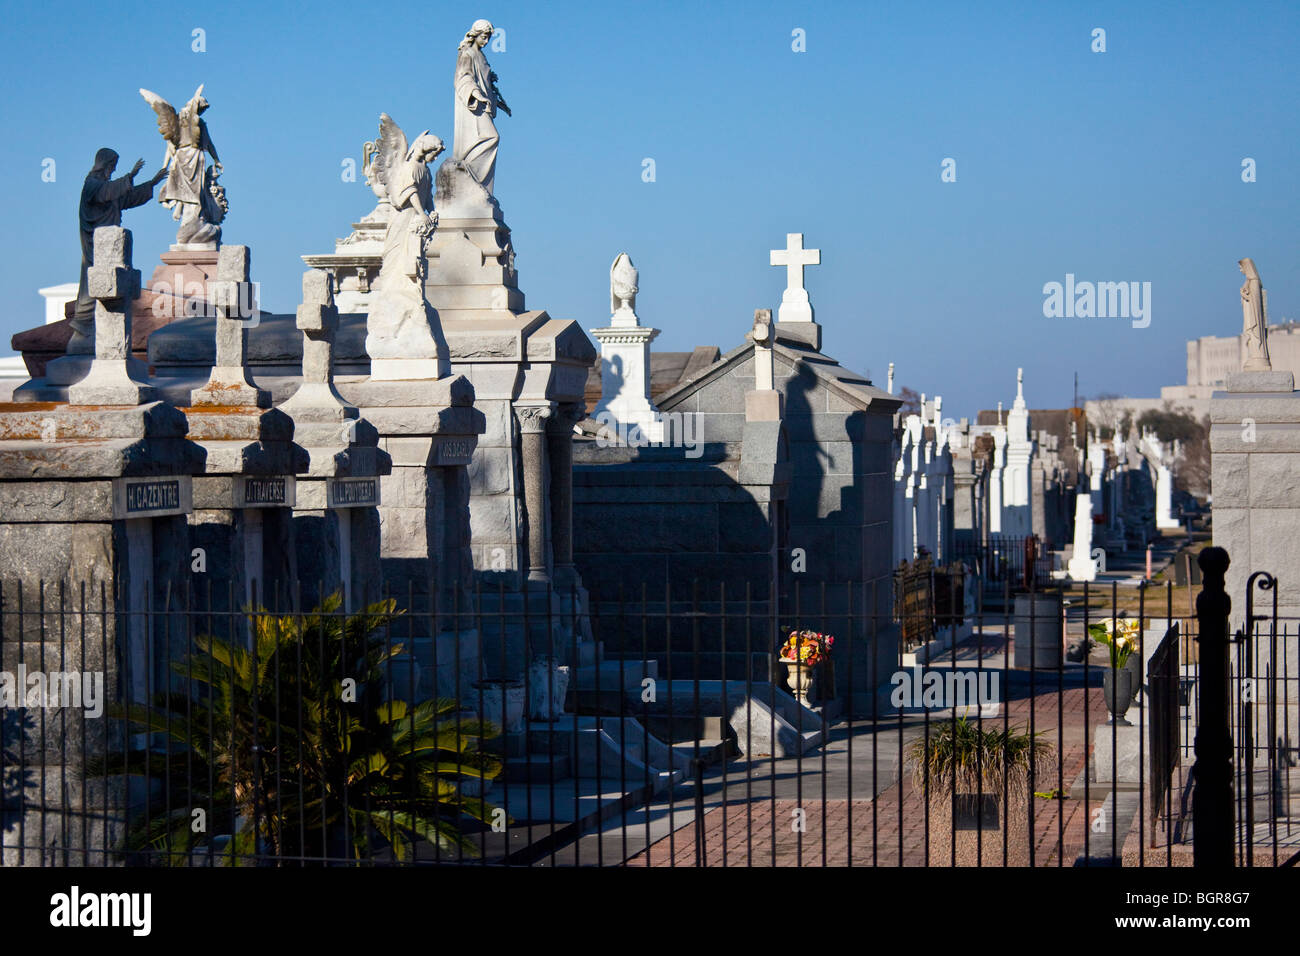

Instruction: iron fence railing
[1,562,1294,868]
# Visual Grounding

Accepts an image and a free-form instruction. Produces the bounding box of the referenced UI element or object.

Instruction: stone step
[504,752,572,783]
[573,658,656,692]
[672,737,733,767]
[525,716,689,790]
[642,713,730,744]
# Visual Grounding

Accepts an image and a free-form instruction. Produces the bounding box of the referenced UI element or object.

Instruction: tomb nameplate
[326,477,381,509]
[434,437,474,466]
[112,476,193,520]
[235,476,297,509]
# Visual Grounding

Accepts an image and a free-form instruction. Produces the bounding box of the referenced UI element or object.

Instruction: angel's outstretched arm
[201,123,220,165]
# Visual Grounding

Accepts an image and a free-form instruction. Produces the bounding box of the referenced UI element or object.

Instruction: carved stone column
[515,403,554,586]
[548,403,585,588]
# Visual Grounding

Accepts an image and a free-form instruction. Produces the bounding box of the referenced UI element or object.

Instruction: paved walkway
[625,675,1109,866]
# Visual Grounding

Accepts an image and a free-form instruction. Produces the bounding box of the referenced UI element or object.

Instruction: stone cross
[281,269,350,418]
[752,308,775,391]
[769,233,820,324]
[190,244,269,408]
[67,226,158,406]
[887,362,895,394]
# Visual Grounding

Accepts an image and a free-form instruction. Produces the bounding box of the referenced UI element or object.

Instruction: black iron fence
[1,559,1295,868]
[955,535,1057,593]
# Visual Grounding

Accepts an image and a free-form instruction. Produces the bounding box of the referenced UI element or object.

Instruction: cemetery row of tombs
[0,92,1191,861]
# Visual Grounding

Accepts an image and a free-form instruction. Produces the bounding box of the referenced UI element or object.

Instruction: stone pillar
[1066,479,1098,582]
[183,246,306,620]
[1211,367,1300,625]
[66,228,157,406]
[516,403,554,585]
[548,403,584,586]
[281,269,390,612]
[0,228,203,865]
[190,245,268,409]
[589,264,663,441]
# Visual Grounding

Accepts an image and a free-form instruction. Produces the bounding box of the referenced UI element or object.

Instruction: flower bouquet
[1086,617,1140,669]
[779,629,834,666]
[1086,617,1142,724]
[779,629,834,706]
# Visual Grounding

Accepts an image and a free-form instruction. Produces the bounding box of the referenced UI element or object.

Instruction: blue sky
[1,0,1296,414]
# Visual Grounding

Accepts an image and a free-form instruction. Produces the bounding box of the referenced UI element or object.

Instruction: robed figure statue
[1239,257,1272,372]
[452,19,510,195]
[71,148,166,344]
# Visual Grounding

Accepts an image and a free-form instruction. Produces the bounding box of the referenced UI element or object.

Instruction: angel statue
[140,85,226,245]
[1239,257,1273,372]
[364,113,450,379]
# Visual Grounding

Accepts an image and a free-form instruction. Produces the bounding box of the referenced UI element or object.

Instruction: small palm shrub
[94,593,507,865]
[908,717,1053,799]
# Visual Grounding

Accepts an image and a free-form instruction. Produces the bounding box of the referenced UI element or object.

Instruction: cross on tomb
[190,244,270,408]
[66,225,158,406]
[769,233,820,324]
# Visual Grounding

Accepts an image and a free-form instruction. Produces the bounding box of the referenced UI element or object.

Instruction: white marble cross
[769,233,820,323]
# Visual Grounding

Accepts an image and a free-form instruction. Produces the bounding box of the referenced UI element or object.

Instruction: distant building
[1164,322,1300,401]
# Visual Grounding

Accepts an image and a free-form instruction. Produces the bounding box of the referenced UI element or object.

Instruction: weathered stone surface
[1226,370,1295,393]
[0,438,203,480]
[467,443,514,495]
[0,522,113,589]
[0,479,114,523]
[1212,452,1249,506]
[181,406,295,443]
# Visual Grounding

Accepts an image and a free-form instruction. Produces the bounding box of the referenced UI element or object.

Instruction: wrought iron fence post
[1193,546,1234,867]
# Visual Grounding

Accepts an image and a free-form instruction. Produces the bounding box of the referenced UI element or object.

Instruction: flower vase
[1102,664,1134,726]
[1125,654,1143,705]
[784,661,815,707]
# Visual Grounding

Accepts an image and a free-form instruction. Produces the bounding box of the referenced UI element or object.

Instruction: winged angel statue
[363,114,449,377]
[139,85,227,244]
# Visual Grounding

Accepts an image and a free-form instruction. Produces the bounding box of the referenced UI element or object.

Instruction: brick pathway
[629,681,1115,866]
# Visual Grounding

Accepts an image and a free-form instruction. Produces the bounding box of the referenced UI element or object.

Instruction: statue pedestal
[142,246,222,321]
[423,161,523,321]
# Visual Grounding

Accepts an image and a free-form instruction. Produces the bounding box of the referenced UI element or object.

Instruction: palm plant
[907,718,1055,865]
[93,593,507,865]
[908,717,1053,799]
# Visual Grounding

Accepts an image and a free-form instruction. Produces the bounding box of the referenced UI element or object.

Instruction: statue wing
[140,88,179,146]
[371,113,409,195]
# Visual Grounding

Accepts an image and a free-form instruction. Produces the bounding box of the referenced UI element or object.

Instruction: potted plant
[907,717,1054,866]
[778,629,834,707]
[1087,617,1142,725]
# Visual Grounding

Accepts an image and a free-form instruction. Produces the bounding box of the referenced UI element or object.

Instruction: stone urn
[784,661,815,707]
[1102,663,1134,725]
[527,655,570,722]
[473,678,526,734]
